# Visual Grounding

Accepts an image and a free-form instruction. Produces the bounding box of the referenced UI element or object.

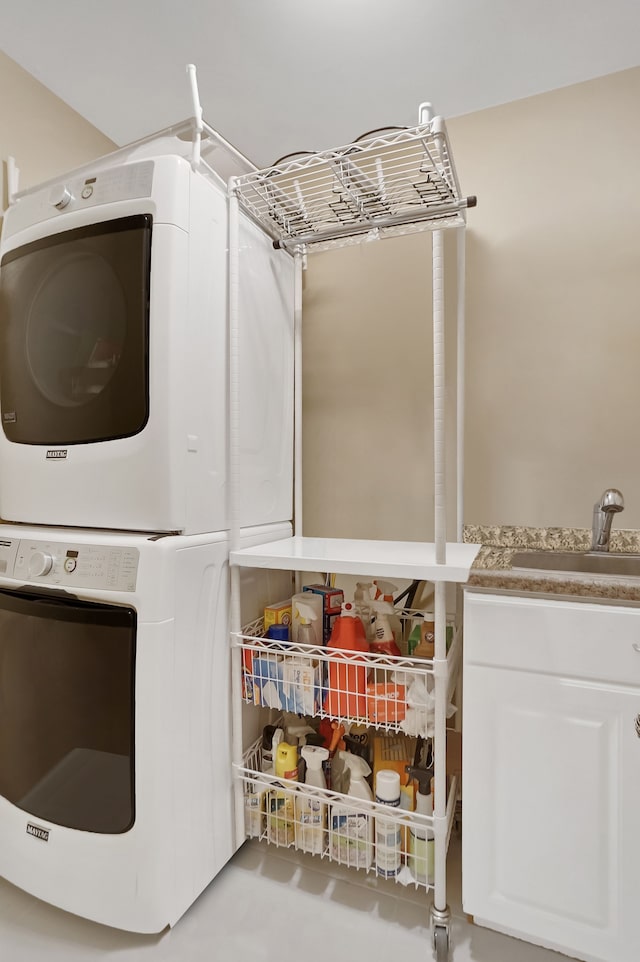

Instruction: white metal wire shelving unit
[226,105,479,962]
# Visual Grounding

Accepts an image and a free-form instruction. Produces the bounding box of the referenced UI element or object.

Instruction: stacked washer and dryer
[0,128,294,931]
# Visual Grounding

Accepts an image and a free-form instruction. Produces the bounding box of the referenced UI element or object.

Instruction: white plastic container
[329,752,374,869]
[291,593,322,646]
[295,746,330,855]
[375,769,402,878]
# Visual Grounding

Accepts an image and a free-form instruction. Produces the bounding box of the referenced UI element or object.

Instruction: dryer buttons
[81,186,94,200]
[64,557,77,573]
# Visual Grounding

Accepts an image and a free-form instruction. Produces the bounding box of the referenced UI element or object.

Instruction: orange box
[366,683,407,724]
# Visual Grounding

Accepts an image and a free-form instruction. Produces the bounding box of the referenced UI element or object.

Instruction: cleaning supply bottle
[261,725,284,774]
[370,600,402,657]
[267,742,298,847]
[406,739,435,885]
[292,599,320,646]
[353,581,375,640]
[325,602,369,720]
[374,769,402,878]
[329,751,374,868]
[292,592,322,646]
[373,579,403,651]
[295,745,330,855]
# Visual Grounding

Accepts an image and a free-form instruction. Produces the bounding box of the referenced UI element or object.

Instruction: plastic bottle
[373,579,403,650]
[295,745,330,855]
[329,751,374,868]
[353,581,374,639]
[375,769,402,878]
[406,738,435,885]
[293,599,320,646]
[292,592,322,646]
[325,602,369,720]
[261,725,284,774]
[370,600,402,657]
[267,742,298,847]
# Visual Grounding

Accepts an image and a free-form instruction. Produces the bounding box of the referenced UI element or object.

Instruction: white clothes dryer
[0,133,294,533]
[0,519,291,933]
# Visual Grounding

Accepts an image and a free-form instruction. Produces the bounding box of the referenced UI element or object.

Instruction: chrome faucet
[591,488,624,551]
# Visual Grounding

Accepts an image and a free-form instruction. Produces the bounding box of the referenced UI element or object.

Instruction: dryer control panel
[0,537,139,591]
[2,160,154,239]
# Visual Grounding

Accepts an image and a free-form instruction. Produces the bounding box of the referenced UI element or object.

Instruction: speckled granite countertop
[463,524,640,602]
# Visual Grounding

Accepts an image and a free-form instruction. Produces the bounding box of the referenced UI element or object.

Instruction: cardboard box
[263,599,292,633]
[303,584,344,615]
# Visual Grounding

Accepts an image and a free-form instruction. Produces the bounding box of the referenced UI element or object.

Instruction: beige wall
[301,66,640,538]
[0,51,115,208]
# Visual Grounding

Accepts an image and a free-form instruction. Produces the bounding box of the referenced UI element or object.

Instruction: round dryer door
[0,214,151,445]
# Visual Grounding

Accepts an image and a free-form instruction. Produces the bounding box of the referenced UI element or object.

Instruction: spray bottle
[295,745,330,855]
[370,600,402,657]
[293,600,320,646]
[373,579,403,651]
[325,602,369,720]
[329,751,374,868]
[405,737,435,885]
[353,581,375,639]
[292,592,322,645]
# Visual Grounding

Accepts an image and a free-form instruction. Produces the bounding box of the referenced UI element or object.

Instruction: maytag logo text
[26,823,49,842]
[46,450,67,460]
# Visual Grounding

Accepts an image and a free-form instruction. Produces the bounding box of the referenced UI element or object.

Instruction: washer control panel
[0,537,139,592]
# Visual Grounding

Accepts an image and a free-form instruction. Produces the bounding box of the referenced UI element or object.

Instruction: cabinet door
[463,592,640,962]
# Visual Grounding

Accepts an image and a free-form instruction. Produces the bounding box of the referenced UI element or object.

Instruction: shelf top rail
[232,119,475,252]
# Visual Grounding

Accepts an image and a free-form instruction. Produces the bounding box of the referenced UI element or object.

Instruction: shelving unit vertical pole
[227,178,245,846]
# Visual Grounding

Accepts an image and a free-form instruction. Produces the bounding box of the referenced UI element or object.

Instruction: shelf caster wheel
[433,925,449,962]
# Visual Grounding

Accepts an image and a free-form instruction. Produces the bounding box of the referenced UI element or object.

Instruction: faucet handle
[598,488,624,512]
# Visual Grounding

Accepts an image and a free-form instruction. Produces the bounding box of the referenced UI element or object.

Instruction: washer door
[0,588,136,834]
[0,214,151,444]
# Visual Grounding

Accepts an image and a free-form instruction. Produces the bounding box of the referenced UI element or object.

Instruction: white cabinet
[462,590,640,962]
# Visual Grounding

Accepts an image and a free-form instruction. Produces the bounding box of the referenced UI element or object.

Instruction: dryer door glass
[0,215,151,444]
[0,589,136,834]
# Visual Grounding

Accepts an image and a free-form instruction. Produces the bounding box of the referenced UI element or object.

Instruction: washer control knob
[49,185,72,210]
[28,551,54,578]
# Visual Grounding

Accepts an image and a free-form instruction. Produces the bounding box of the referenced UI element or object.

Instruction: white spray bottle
[353,581,375,639]
[293,600,320,646]
[370,600,402,657]
[329,751,374,869]
[373,579,403,652]
[296,745,330,855]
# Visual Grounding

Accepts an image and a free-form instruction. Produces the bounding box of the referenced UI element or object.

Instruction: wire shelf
[232,121,474,251]
[234,612,459,735]
[238,734,459,890]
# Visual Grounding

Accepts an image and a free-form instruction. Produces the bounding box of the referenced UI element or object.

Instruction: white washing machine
[0,136,294,533]
[0,520,291,933]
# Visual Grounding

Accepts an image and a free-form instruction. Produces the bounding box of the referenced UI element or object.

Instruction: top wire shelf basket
[232,121,475,252]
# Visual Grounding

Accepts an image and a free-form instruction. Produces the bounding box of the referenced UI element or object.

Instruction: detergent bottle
[370,600,402,658]
[325,602,369,720]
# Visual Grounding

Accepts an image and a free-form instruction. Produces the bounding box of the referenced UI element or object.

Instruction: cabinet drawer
[464,591,640,686]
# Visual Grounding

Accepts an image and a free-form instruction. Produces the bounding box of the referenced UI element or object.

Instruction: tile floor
[0,835,570,962]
